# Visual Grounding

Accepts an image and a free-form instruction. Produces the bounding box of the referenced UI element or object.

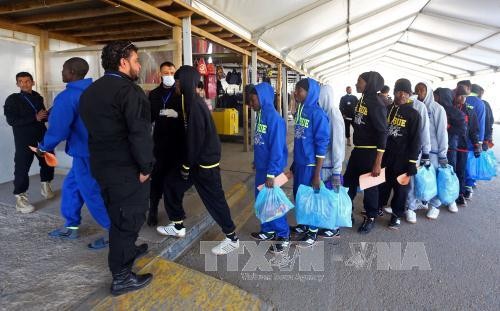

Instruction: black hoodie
[454,97,479,151]
[353,71,388,150]
[175,66,221,168]
[435,88,466,138]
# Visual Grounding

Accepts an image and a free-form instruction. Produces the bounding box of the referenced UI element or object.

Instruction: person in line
[317,84,345,237]
[343,71,387,234]
[79,41,153,296]
[36,58,110,248]
[454,86,480,206]
[378,85,392,106]
[4,72,55,213]
[412,82,454,219]
[158,65,240,256]
[457,80,485,199]
[147,61,185,227]
[378,79,421,230]
[247,82,289,253]
[197,81,213,111]
[289,78,331,246]
[339,86,358,146]
[475,85,494,151]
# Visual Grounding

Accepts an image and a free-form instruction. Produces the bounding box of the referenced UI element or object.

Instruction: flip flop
[87,237,109,250]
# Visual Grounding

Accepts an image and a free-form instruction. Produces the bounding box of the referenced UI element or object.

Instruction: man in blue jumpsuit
[290,78,331,247]
[37,58,110,248]
[247,82,289,253]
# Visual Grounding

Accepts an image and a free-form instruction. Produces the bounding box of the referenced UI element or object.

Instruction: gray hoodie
[410,98,431,155]
[418,81,448,159]
[319,85,345,175]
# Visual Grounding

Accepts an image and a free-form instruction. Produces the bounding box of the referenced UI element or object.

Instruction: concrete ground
[177,125,500,310]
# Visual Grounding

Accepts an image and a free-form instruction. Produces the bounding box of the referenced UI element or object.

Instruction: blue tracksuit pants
[255,170,290,238]
[61,157,110,230]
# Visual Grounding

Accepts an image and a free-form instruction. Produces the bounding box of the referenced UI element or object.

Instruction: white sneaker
[448,202,458,213]
[156,223,186,238]
[426,207,440,220]
[417,201,429,210]
[15,193,35,214]
[383,206,393,214]
[211,238,240,255]
[405,210,417,224]
[41,182,55,199]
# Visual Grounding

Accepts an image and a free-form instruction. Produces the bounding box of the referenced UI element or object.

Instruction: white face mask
[162,75,175,87]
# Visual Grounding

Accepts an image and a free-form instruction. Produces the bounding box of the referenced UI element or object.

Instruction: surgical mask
[162,75,175,87]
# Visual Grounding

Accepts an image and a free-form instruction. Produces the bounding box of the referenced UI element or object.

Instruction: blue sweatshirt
[466,93,485,143]
[254,83,288,177]
[39,78,93,158]
[293,78,331,166]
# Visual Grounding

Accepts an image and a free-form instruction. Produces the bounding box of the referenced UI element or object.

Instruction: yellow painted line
[92,257,268,311]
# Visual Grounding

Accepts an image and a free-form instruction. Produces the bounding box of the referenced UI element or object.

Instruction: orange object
[359,168,386,190]
[29,146,58,167]
[397,173,410,185]
[257,173,289,191]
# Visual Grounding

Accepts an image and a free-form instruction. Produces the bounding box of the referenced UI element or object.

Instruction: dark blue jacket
[39,78,93,157]
[466,94,485,142]
[293,78,330,166]
[254,83,287,177]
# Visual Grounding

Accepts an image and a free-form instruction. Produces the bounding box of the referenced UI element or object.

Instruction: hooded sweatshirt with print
[419,82,448,160]
[254,82,288,178]
[318,85,344,176]
[293,78,330,166]
[352,71,387,151]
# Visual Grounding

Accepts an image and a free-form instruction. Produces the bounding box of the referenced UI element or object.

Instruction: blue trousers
[255,170,290,238]
[61,157,110,230]
[293,164,318,230]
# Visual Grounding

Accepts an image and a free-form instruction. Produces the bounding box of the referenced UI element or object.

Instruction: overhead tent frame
[195,0,500,83]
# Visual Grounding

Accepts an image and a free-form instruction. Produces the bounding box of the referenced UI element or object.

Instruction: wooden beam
[0,0,88,14]
[169,10,193,18]
[227,38,243,43]
[45,14,147,31]
[39,30,49,100]
[191,18,209,26]
[172,26,182,67]
[242,54,249,152]
[218,33,234,38]
[92,32,168,42]
[203,26,223,33]
[70,22,167,37]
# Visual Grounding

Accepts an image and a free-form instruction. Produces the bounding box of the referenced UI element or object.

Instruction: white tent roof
[193,0,500,83]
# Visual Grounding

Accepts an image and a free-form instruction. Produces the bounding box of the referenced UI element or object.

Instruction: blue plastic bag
[437,165,459,205]
[254,186,294,223]
[484,149,498,177]
[415,166,438,202]
[466,151,494,181]
[331,186,352,228]
[295,183,337,229]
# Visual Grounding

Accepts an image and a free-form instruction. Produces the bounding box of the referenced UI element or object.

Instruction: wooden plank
[242,54,249,152]
[226,38,243,43]
[218,32,234,38]
[169,10,193,18]
[70,22,165,37]
[92,31,168,42]
[0,0,88,14]
[172,26,182,67]
[203,26,223,33]
[45,14,147,31]
[191,18,209,26]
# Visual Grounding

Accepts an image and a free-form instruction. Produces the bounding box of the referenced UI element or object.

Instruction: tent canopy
[196,0,500,82]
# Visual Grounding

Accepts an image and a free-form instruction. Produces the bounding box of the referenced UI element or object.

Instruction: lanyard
[20,93,38,114]
[387,105,400,124]
[162,88,174,109]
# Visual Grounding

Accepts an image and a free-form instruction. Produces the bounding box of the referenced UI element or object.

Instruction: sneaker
[361,209,384,217]
[417,201,429,210]
[464,189,473,200]
[358,217,375,234]
[456,195,467,207]
[290,224,308,235]
[388,215,401,230]
[448,202,458,213]
[383,206,393,214]
[48,227,79,239]
[405,210,417,224]
[269,237,290,254]
[318,228,340,238]
[297,230,318,247]
[426,207,440,220]
[250,231,276,241]
[41,182,55,199]
[14,193,35,214]
[211,237,240,255]
[156,223,186,238]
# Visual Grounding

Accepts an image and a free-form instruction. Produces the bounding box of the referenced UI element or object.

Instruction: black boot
[135,243,148,260]
[110,269,153,296]
[147,199,159,227]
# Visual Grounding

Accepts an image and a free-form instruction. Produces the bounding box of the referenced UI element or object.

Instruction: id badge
[159,109,168,116]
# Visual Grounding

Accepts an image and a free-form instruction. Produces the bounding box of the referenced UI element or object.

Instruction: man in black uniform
[4,72,54,214]
[339,86,358,146]
[147,61,187,227]
[156,65,239,256]
[378,79,421,230]
[343,71,387,234]
[79,41,154,296]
